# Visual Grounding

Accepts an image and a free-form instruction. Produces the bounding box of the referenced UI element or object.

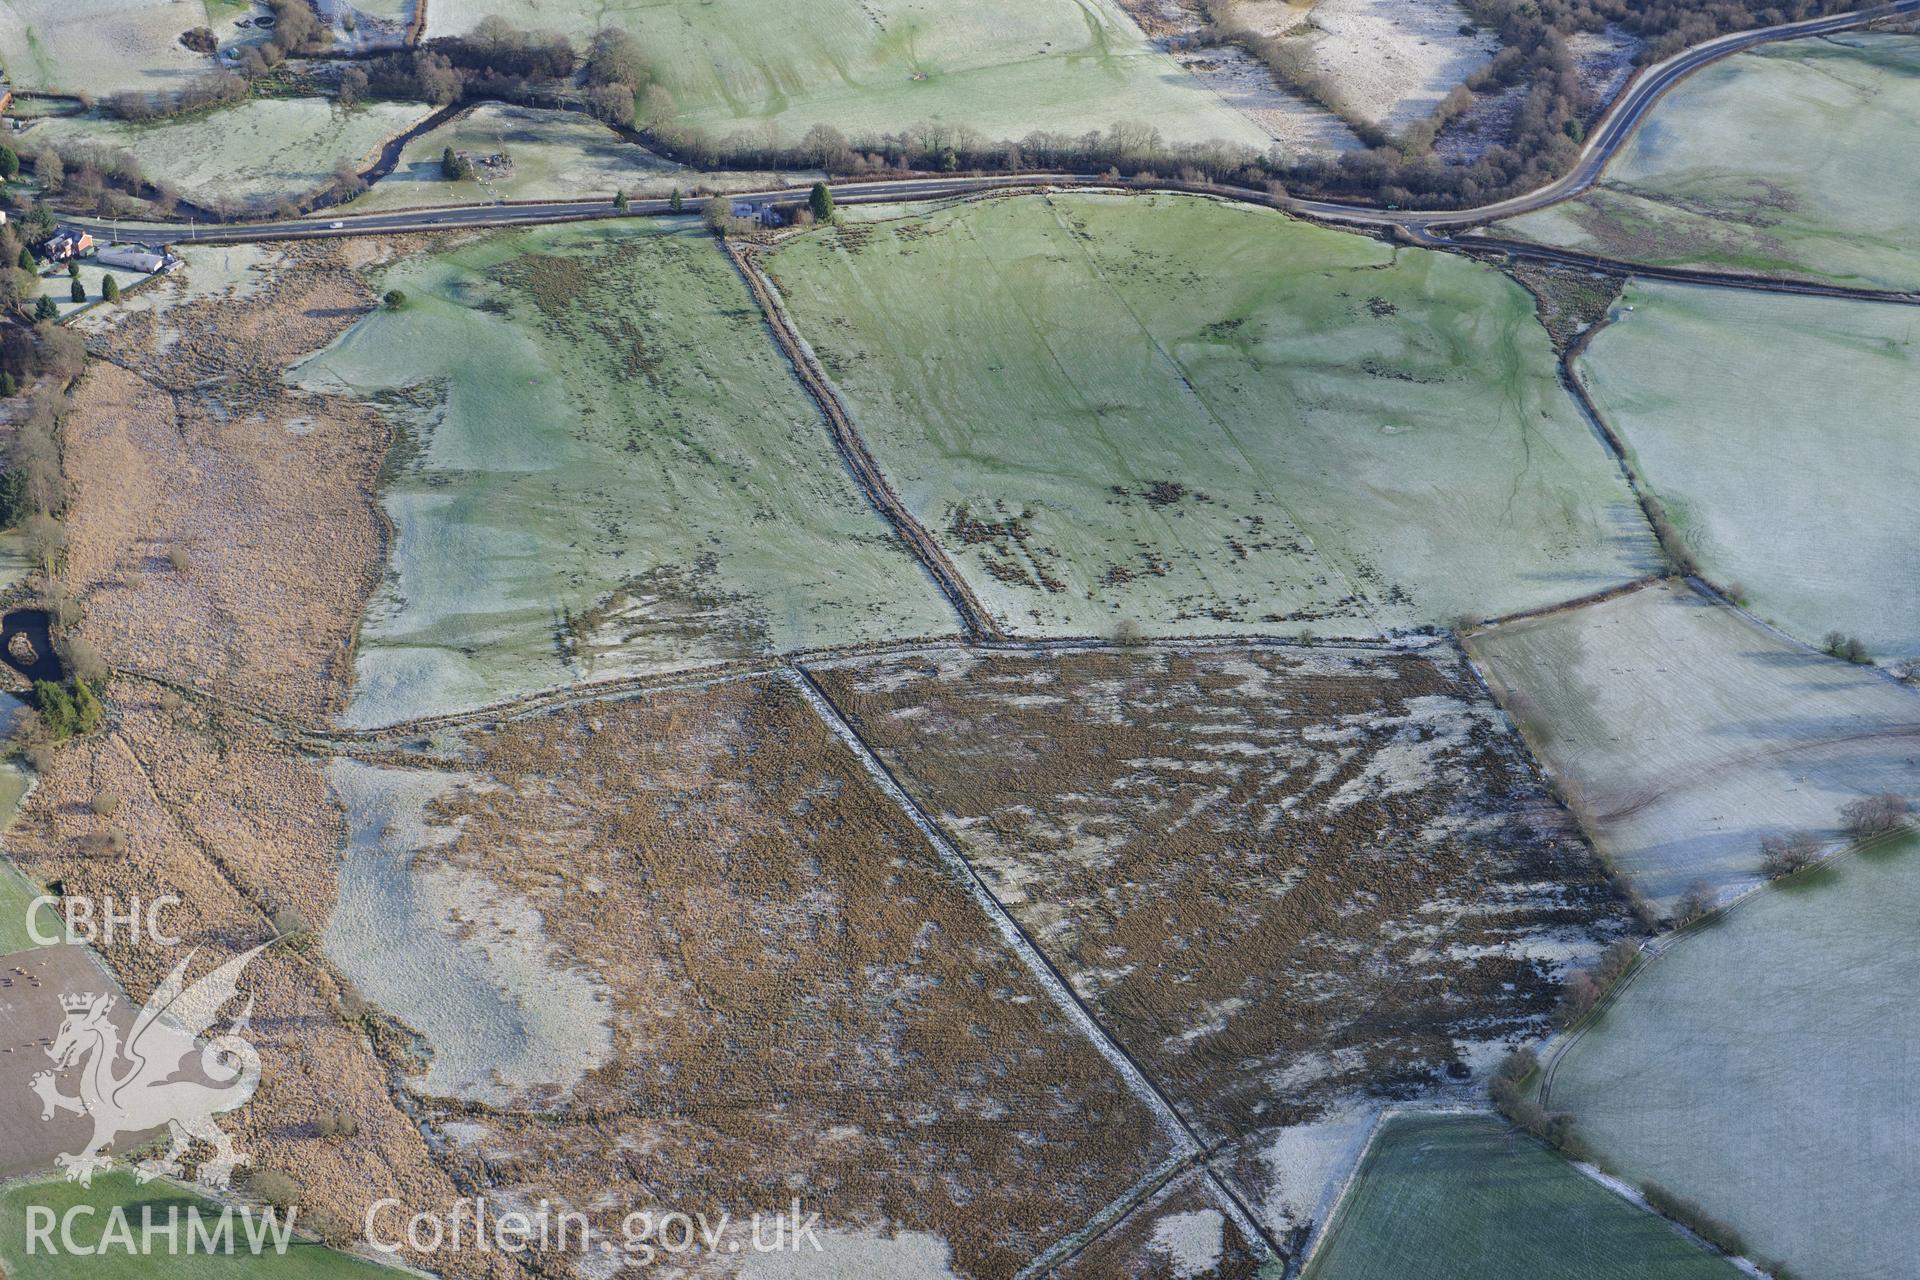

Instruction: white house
[94,244,169,273]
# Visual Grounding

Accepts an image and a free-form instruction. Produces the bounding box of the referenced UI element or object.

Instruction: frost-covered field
[1287,0,1497,131]
[771,193,1655,639]
[1576,283,1919,659]
[294,221,952,727]
[425,0,1271,146]
[349,104,690,210]
[1468,580,1920,908]
[0,0,210,95]
[23,99,435,213]
[1541,831,1920,1280]
[1494,35,1920,290]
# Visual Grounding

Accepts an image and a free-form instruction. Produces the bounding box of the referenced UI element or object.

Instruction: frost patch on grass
[323,758,614,1103]
[1292,0,1496,131]
[1166,996,1250,1052]
[1468,579,1920,907]
[434,1120,493,1149]
[1151,1207,1226,1279]
[1259,1102,1380,1241]
[22,99,435,213]
[1330,695,1501,811]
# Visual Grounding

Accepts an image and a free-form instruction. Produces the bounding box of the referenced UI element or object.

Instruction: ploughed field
[769,193,1656,638]
[1302,1113,1740,1280]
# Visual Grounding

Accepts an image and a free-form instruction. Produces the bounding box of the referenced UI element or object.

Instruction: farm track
[724,241,1005,642]
[140,628,1449,748]
[1452,233,1920,306]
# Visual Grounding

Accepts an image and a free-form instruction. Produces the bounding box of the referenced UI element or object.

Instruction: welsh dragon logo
[30,944,266,1188]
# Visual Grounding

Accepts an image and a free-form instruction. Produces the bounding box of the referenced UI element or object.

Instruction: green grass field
[1304,1114,1739,1280]
[769,192,1654,638]
[1576,282,1919,658]
[1467,580,1920,909]
[0,693,49,955]
[0,858,55,955]
[22,100,435,215]
[423,0,1272,146]
[294,220,953,726]
[1541,831,1920,1280]
[0,1173,398,1277]
[1494,34,1920,290]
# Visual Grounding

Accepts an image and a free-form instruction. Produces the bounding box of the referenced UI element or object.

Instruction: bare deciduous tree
[1842,793,1912,839]
[1759,830,1821,878]
[1675,880,1716,925]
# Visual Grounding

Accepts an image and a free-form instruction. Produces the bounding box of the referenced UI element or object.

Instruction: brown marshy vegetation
[809,643,1635,1217]
[387,676,1174,1276]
